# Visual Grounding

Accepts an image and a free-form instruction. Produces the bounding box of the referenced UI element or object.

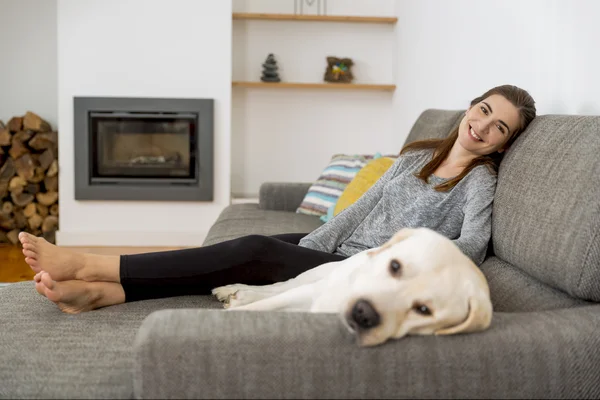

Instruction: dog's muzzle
[347,299,381,330]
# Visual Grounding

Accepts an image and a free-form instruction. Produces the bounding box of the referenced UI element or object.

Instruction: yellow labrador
[212,227,492,347]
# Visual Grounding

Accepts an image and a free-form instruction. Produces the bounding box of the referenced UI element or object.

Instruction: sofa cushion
[480,257,592,312]
[296,154,370,217]
[334,156,396,217]
[203,203,323,246]
[492,115,600,301]
[404,109,464,144]
[0,281,220,399]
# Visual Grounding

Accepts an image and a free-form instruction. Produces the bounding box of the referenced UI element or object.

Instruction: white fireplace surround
[56,0,232,246]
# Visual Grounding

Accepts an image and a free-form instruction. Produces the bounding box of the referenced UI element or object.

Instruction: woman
[20,84,536,313]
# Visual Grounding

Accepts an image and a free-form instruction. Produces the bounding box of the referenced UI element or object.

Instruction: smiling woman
[400,84,537,191]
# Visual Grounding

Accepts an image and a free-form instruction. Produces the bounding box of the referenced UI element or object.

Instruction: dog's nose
[350,299,380,330]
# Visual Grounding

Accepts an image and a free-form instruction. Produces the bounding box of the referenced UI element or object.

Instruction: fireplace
[74,97,213,201]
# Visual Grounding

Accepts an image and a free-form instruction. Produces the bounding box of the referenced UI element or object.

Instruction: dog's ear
[367,228,416,257]
[434,294,493,336]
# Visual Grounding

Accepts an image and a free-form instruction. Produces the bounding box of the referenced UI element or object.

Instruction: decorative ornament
[294,0,327,15]
[323,56,354,83]
[260,53,281,83]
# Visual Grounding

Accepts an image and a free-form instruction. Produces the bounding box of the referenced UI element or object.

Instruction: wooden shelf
[232,81,396,91]
[232,13,397,24]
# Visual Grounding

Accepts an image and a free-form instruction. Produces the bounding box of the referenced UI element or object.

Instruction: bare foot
[19,232,120,283]
[38,272,125,314]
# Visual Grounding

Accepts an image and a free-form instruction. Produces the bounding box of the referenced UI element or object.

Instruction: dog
[212,227,493,347]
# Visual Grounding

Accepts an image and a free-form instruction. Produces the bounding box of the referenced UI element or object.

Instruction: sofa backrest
[404,109,464,145]
[492,115,600,302]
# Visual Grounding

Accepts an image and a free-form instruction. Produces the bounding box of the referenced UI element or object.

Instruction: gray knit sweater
[298,148,497,265]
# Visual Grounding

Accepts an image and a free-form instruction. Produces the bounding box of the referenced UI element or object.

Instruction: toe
[25,257,40,269]
[34,272,42,282]
[35,281,45,296]
[19,232,35,244]
[23,249,37,259]
[41,272,56,290]
[43,283,62,303]
[22,243,36,251]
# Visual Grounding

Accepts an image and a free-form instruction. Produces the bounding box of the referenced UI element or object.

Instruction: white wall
[56,0,232,246]
[392,0,600,145]
[231,0,397,197]
[0,0,58,128]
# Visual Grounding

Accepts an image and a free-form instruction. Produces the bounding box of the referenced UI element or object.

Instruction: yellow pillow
[334,157,396,216]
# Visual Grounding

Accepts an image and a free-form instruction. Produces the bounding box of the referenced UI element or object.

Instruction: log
[24,182,41,195]
[2,202,13,214]
[24,203,37,218]
[11,192,35,207]
[0,126,11,146]
[13,130,34,143]
[15,153,36,181]
[36,203,49,218]
[42,215,58,233]
[29,131,58,151]
[49,203,59,216]
[44,175,58,192]
[36,191,58,206]
[42,230,55,244]
[24,112,51,132]
[9,176,27,193]
[29,167,46,184]
[6,229,20,244]
[9,139,29,159]
[0,157,16,198]
[39,148,55,170]
[28,213,44,230]
[13,208,27,229]
[0,212,16,230]
[46,160,58,177]
[7,117,23,132]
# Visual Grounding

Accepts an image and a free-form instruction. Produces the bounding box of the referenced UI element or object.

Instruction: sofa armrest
[133,305,600,399]
[258,182,312,211]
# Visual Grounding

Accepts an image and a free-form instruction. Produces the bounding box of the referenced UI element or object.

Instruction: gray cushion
[258,182,313,212]
[405,109,464,144]
[203,203,323,246]
[134,306,600,399]
[493,115,600,301]
[0,281,220,399]
[481,256,592,312]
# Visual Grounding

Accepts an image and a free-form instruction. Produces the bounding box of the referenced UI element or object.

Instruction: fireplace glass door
[90,112,197,182]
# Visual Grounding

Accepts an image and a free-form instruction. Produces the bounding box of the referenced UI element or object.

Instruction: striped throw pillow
[296,154,371,217]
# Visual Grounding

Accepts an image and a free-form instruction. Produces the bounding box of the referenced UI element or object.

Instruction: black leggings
[119,233,347,302]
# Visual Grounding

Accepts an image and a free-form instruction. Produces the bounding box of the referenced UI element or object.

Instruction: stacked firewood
[0,112,58,244]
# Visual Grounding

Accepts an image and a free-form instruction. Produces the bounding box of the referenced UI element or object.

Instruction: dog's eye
[389,259,402,274]
[413,303,432,316]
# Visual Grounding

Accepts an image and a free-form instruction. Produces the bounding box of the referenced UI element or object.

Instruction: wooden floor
[0,244,184,283]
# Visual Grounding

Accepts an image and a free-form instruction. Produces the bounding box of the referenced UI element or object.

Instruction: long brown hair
[400,85,537,191]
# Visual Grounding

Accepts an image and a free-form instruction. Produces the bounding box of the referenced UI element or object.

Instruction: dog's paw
[225,290,264,309]
[212,284,243,302]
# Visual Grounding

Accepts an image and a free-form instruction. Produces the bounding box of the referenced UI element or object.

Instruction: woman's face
[457,94,521,156]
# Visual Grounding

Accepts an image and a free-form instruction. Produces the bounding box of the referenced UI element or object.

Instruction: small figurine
[324,56,354,83]
[260,53,281,83]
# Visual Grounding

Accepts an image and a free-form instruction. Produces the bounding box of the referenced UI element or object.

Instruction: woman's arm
[298,157,406,253]
[453,171,497,265]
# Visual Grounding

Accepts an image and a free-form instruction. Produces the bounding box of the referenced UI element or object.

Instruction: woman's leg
[21,231,345,303]
[121,234,345,302]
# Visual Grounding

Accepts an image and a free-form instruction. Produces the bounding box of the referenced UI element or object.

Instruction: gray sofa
[1,110,599,399]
